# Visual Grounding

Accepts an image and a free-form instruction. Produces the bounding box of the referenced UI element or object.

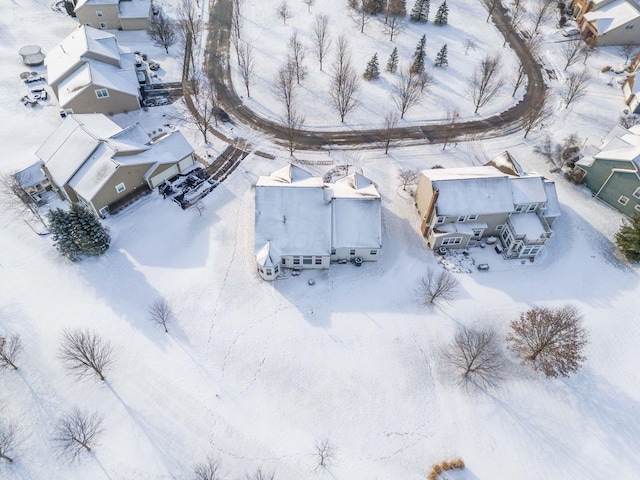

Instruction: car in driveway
[562,27,581,37]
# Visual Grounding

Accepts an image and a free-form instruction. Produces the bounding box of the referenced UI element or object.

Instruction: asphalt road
[204,0,546,149]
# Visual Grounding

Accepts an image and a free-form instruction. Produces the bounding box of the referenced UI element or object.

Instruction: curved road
[204,0,546,149]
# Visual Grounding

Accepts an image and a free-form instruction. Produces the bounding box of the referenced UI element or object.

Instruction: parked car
[148,61,160,71]
[562,27,581,37]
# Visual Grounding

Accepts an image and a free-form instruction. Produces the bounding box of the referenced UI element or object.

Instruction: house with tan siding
[37,114,196,217]
[415,153,560,260]
[254,165,382,280]
[46,25,141,115]
[570,0,640,45]
[74,0,151,31]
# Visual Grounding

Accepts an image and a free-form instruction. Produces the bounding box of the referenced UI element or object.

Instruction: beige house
[571,0,640,45]
[37,114,196,217]
[46,25,141,115]
[623,74,640,113]
[75,0,152,31]
[254,165,382,280]
[415,153,560,260]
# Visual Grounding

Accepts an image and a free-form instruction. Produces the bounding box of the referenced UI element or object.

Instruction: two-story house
[570,0,640,45]
[74,0,152,31]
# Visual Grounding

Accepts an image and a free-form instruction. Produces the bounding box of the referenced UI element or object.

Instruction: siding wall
[75,5,119,29]
[90,163,152,211]
[63,85,140,115]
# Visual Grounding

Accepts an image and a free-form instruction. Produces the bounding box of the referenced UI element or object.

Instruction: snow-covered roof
[509,212,548,240]
[75,0,119,6]
[13,161,47,187]
[483,151,526,177]
[330,172,380,198]
[119,0,151,18]
[256,164,324,188]
[46,25,121,87]
[543,181,561,219]
[67,142,119,200]
[332,198,381,249]
[434,221,489,235]
[576,124,640,169]
[583,0,640,34]
[509,176,548,205]
[255,242,276,268]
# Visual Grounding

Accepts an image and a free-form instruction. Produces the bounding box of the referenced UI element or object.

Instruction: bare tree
[288,31,307,85]
[58,329,114,381]
[231,0,244,58]
[441,108,460,150]
[506,305,588,378]
[275,62,297,119]
[148,298,174,333]
[184,75,219,143]
[529,0,554,34]
[52,408,104,461]
[147,12,179,54]
[244,467,275,480]
[560,38,589,71]
[312,14,331,71]
[562,68,590,108]
[0,420,18,463]
[620,43,637,66]
[194,455,223,480]
[330,36,360,122]
[463,39,477,55]
[391,69,423,119]
[313,438,336,470]
[284,108,306,156]
[276,1,293,25]
[382,111,399,154]
[302,0,315,13]
[0,171,49,230]
[238,41,256,98]
[482,0,501,21]
[510,60,526,97]
[382,15,406,41]
[350,0,372,33]
[469,54,503,113]
[416,268,460,306]
[177,0,204,47]
[503,5,525,46]
[444,326,506,389]
[0,334,23,370]
[399,169,420,190]
[522,90,554,138]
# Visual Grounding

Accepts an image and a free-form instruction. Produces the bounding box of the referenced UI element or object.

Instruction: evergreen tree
[48,204,110,262]
[435,43,448,67]
[365,0,386,14]
[364,53,380,80]
[421,0,430,22]
[434,0,448,25]
[386,46,399,73]
[615,211,640,262]
[410,34,426,75]
[410,0,430,22]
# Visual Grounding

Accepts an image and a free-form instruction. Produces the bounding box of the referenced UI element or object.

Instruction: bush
[428,458,465,479]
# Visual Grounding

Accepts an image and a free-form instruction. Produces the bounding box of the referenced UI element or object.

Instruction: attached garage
[148,164,179,188]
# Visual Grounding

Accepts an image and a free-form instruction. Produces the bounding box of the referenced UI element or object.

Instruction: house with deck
[45,25,141,115]
[415,153,560,259]
[575,124,640,217]
[570,0,640,45]
[74,0,152,31]
[254,165,382,280]
[37,114,195,217]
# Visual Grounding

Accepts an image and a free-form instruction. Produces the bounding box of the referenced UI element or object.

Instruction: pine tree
[364,53,380,80]
[434,0,448,25]
[365,0,386,14]
[421,0,430,22]
[386,46,399,73]
[615,211,640,262]
[410,34,426,75]
[435,43,448,67]
[410,0,430,22]
[48,204,110,262]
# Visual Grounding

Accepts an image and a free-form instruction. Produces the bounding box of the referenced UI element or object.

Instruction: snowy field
[1,0,640,479]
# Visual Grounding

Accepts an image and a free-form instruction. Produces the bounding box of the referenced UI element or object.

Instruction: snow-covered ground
[1,1,639,479]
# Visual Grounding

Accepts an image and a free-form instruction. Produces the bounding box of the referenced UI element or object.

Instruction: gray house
[37,114,196,217]
[416,153,560,259]
[74,0,152,31]
[254,165,382,280]
[576,124,640,217]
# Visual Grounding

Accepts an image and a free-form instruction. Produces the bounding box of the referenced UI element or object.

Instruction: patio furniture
[19,45,45,66]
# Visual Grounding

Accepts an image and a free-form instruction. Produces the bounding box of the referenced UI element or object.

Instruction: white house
[416,154,560,260]
[254,165,382,281]
[45,25,141,115]
[579,0,640,46]
[37,114,196,217]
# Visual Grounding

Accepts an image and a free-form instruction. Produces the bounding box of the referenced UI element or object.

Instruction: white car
[562,28,581,37]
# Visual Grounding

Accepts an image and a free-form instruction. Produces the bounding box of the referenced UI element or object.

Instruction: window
[442,237,462,245]
[85,23,93,27]
[349,249,356,255]
[515,205,525,213]
[98,206,109,217]
[633,187,640,199]
[314,257,322,265]
[99,22,108,29]
[370,249,377,255]
[303,256,313,265]
[274,265,279,273]
[521,246,541,256]
[95,88,109,99]
[331,248,336,255]
[293,257,300,265]
[115,182,126,193]
[625,24,634,29]
[457,215,465,222]
[96,11,103,17]
[527,203,537,212]
[281,258,286,265]
[496,224,504,231]
[635,204,640,212]
[467,214,478,221]
[265,268,272,276]
[472,229,483,238]
[618,195,630,206]
[436,216,445,224]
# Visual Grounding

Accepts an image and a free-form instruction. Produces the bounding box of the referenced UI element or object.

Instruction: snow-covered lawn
[1,1,639,479]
